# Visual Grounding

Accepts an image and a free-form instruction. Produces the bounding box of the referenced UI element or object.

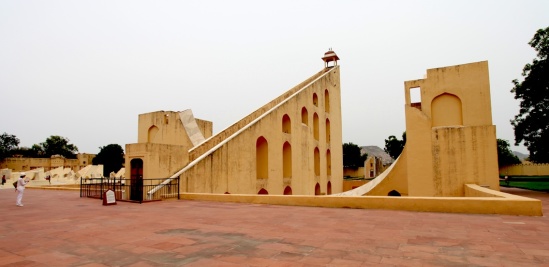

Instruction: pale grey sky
[1,1,547,154]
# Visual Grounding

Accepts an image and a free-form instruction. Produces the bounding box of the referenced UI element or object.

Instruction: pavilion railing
[80,177,180,203]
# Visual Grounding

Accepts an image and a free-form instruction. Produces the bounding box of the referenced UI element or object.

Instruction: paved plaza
[1,186,549,266]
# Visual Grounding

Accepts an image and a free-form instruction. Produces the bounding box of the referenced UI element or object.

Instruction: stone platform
[1,187,549,266]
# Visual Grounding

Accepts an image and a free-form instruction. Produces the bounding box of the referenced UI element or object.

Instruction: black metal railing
[80,177,180,203]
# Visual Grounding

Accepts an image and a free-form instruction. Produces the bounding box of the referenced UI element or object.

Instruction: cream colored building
[364,156,387,179]
[0,153,95,173]
[124,57,542,216]
[126,53,343,196]
[500,163,549,176]
[343,61,500,197]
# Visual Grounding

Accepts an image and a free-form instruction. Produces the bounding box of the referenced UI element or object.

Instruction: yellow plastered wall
[126,110,212,179]
[432,125,499,196]
[365,146,409,196]
[500,164,549,176]
[125,143,188,179]
[136,111,212,147]
[180,67,343,195]
[343,167,364,178]
[406,61,498,196]
[367,61,499,197]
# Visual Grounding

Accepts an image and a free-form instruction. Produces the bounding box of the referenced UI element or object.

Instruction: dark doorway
[130,159,144,201]
[315,183,321,195]
[283,186,292,195]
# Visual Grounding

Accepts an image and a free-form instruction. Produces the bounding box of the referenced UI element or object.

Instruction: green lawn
[500,178,549,192]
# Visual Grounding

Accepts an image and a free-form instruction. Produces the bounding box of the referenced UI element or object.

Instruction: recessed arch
[326,149,331,176]
[431,93,463,127]
[315,183,321,195]
[283,142,292,178]
[388,190,401,196]
[258,188,269,195]
[325,118,331,143]
[313,93,318,107]
[313,113,319,141]
[314,147,320,176]
[256,137,268,179]
[283,186,292,195]
[327,181,332,195]
[147,125,159,143]
[282,114,291,134]
[324,89,330,113]
[301,107,308,125]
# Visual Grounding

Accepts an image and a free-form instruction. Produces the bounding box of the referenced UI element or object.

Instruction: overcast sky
[1,1,547,155]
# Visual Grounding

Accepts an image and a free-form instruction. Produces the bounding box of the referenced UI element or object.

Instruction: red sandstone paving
[2,188,549,266]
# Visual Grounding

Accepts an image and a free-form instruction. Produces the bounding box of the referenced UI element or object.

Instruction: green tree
[39,135,78,159]
[343,142,367,169]
[0,132,20,160]
[92,144,125,177]
[10,146,41,158]
[497,139,521,167]
[384,132,406,160]
[511,27,549,163]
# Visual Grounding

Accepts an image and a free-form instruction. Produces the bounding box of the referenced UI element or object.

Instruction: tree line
[381,132,521,167]
[0,133,124,177]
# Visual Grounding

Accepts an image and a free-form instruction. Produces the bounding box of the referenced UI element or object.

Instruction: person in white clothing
[16,172,30,207]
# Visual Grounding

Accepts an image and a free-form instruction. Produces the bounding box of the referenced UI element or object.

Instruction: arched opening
[327,181,332,195]
[324,89,330,113]
[313,113,319,141]
[301,107,308,125]
[313,93,318,107]
[224,192,230,194]
[147,126,159,143]
[431,93,463,127]
[283,142,292,178]
[282,114,291,134]
[258,188,269,195]
[326,149,331,176]
[325,118,331,143]
[283,186,292,195]
[315,183,321,195]
[388,190,401,196]
[256,137,268,179]
[314,147,320,176]
[130,158,143,202]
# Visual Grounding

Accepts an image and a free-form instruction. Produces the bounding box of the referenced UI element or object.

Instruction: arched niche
[283,186,292,195]
[325,118,331,143]
[301,107,308,125]
[431,93,463,127]
[324,89,330,113]
[313,113,319,141]
[326,149,331,176]
[283,142,292,178]
[282,114,291,134]
[258,188,269,195]
[256,137,268,179]
[147,126,159,143]
[314,147,320,176]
